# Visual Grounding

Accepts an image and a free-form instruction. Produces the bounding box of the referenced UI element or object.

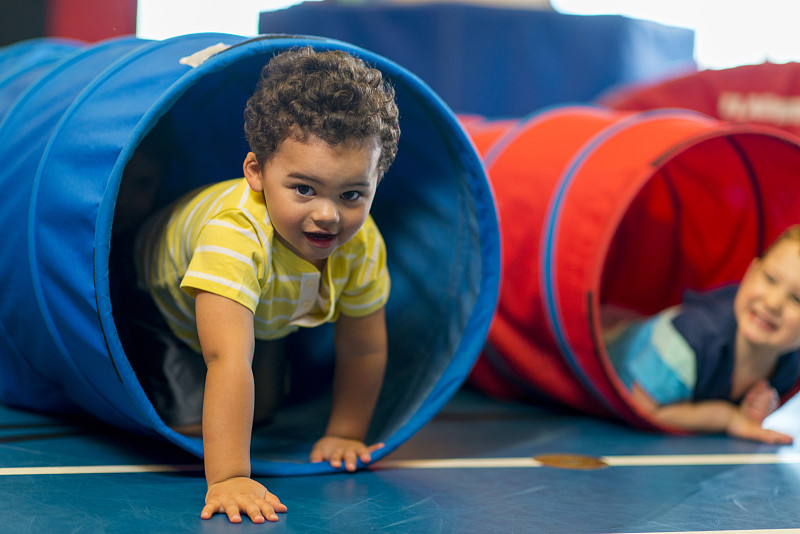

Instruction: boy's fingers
[257,492,286,517]
[356,442,384,464]
[310,440,386,470]
[329,450,344,468]
[223,500,243,523]
[266,494,287,512]
[256,500,280,522]
[201,497,227,519]
[343,450,359,471]
[769,431,793,445]
[359,446,377,463]
[200,502,218,519]
[244,502,266,524]
[367,442,385,454]
[750,426,793,445]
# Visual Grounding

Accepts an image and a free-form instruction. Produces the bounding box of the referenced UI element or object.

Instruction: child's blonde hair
[764,224,800,257]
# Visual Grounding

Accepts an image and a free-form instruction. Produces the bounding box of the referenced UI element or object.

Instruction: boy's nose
[312,200,340,225]
[763,288,784,313]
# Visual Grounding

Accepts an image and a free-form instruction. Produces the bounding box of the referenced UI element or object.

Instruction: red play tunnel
[464,106,800,428]
[601,62,800,139]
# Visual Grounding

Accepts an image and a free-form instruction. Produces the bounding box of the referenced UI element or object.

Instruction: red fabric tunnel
[600,62,800,139]
[464,106,800,429]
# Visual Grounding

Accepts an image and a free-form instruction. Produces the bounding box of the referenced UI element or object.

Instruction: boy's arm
[195,290,287,523]
[629,383,793,444]
[310,306,388,471]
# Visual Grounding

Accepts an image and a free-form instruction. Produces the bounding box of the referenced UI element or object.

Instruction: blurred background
[5,0,800,70]
[3,0,800,119]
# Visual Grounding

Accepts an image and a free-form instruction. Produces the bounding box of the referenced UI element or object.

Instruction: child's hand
[310,436,385,472]
[726,409,793,445]
[741,379,780,423]
[201,476,287,524]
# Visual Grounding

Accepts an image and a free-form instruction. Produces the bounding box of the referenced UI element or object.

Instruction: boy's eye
[341,191,362,201]
[762,272,776,284]
[791,294,800,305]
[295,185,314,196]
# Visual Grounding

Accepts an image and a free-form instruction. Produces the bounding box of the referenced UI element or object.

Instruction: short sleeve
[674,286,737,401]
[180,210,268,314]
[606,310,696,405]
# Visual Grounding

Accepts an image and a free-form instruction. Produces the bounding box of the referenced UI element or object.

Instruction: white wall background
[136,0,315,40]
[552,0,800,70]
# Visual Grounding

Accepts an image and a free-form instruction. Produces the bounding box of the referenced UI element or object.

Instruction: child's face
[244,134,380,269]
[734,238,800,355]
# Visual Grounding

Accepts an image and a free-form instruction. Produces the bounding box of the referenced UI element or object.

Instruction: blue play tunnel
[0,37,85,123]
[0,34,499,475]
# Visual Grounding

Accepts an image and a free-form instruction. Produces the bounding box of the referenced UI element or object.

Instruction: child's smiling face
[734,237,800,356]
[244,133,380,269]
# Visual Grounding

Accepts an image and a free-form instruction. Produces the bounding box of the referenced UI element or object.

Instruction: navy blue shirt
[672,285,799,402]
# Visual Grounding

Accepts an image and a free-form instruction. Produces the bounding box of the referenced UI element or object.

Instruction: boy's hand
[741,379,780,423]
[201,476,287,524]
[310,436,385,472]
[726,409,793,445]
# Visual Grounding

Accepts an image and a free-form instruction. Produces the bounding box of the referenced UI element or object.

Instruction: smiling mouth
[750,310,778,331]
[305,232,336,248]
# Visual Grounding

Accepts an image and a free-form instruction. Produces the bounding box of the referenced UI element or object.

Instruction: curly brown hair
[244,46,400,180]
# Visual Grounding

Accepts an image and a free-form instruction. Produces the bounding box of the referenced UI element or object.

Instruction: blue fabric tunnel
[0,34,499,475]
[0,37,85,124]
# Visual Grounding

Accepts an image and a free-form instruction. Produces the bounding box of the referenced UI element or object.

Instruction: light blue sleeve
[606,309,696,405]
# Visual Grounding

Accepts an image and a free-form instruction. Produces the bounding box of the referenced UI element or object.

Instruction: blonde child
[605,225,800,444]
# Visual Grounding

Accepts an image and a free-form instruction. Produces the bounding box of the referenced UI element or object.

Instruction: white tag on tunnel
[179,42,231,67]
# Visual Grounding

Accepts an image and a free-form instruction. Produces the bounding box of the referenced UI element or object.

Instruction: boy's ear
[243,152,264,192]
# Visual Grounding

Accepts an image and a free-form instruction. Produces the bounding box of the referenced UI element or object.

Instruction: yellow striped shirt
[135,178,390,352]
